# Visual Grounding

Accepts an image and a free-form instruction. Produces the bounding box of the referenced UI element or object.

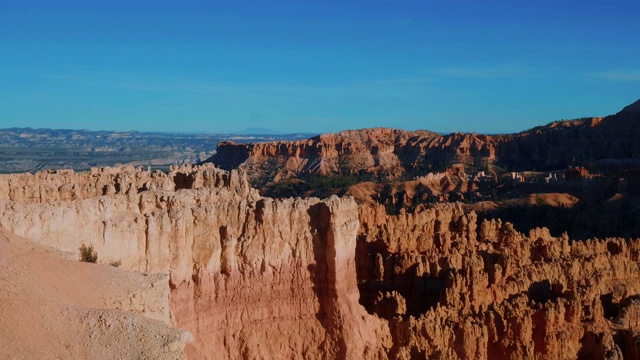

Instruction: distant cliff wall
[207,101,640,185]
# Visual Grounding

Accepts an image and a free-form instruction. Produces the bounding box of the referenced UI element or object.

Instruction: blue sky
[1,0,639,134]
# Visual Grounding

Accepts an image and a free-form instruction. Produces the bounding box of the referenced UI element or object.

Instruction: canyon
[0,165,389,359]
[2,100,640,358]
[1,163,640,359]
[208,100,640,241]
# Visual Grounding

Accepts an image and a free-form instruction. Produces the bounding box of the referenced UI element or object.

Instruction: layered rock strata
[207,99,640,183]
[0,165,389,359]
[1,165,640,359]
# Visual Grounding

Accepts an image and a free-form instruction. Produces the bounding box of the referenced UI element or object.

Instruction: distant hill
[233,127,281,135]
[0,128,314,174]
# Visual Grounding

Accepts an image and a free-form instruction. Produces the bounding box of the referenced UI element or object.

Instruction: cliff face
[170,194,390,359]
[1,165,640,359]
[0,165,389,359]
[0,165,257,271]
[207,100,640,184]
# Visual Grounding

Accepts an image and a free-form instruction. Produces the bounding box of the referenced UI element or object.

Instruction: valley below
[0,127,311,174]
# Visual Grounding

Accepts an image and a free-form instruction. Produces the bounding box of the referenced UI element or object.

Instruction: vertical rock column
[316,197,391,359]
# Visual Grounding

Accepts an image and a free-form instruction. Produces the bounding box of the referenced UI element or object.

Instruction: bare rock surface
[207,100,640,186]
[0,229,191,360]
[1,163,640,359]
[0,165,390,359]
[357,203,640,359]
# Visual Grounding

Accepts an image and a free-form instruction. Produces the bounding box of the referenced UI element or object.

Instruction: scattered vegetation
[79,242,98,263]
[249,157,281,189]
[262,172,376,198]
[300,172,374,190]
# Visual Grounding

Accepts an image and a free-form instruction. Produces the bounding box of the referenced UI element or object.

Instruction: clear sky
[1,0,639,134]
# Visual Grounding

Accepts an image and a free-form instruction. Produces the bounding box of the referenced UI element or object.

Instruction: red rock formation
[206,99,640,188]
[209,128,492,182]
[357,203,640,359]
[1,165,640,359]
[566,166,590,180]
[0,165,390,359]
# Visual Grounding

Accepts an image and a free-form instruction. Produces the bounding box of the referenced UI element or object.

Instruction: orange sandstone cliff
[0,164,639,358]
[0,165,390,359]
[207,99,640,185]
[357,204,640,359]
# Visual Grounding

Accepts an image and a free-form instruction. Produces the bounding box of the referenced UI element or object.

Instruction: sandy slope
[0,229,191,360]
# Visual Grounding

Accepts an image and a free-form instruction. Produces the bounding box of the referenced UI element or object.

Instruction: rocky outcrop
[0,164,255,271]
[170,195,390,359]
[357,202,640,359]
[208,128,483,182]
[2,164,640,359]
[0,165,390,359]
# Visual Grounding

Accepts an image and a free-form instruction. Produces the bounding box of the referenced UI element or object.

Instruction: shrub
[79,243,98,263]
